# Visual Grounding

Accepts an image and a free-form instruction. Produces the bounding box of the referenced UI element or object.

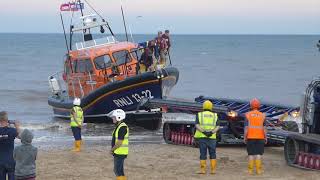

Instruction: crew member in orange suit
[244,98,267,175]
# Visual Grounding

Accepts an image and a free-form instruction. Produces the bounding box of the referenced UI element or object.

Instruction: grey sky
[1,0,320,34]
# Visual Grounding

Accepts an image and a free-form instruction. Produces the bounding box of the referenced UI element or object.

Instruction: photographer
[0,111,21,180]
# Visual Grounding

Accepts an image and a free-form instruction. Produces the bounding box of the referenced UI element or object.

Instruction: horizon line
[0,32,319,36]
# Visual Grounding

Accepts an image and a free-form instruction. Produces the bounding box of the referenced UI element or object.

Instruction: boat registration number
[113,90,154,108]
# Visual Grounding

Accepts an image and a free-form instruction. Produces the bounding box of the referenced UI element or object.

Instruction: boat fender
[49,76,61,95]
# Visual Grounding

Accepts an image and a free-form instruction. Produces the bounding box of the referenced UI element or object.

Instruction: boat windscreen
[94,55,112,70]
[72,59,94,73]
[112,50,132,65]
[130,48,142,61]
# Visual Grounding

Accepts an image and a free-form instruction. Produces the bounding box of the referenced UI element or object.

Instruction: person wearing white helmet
[70,97,83,152]
[109,109,129,180]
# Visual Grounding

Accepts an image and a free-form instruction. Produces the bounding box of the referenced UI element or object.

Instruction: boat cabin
[63,40,142,98]
[56,13,154,98]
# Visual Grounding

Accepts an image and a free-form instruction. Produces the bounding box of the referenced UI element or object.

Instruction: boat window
[72,59,94,73]
[94,55,112,70]
[130,48,142,60]
[112,50,132,65]
[64,61,72,74]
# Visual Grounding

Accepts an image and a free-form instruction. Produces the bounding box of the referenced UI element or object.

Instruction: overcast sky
[1,0,320,34]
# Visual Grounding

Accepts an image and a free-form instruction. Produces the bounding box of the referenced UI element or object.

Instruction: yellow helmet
[203,100,213,111]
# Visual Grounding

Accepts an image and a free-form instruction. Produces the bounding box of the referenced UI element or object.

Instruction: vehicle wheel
[284,137,299,165]
[282,121,299,132]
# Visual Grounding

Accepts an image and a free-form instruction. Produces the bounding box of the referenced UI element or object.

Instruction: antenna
[60,12,69,54]
[128,26,135,43]
[120,0,129,41]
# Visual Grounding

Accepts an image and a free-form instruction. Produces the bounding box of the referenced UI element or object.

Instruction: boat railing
[68,72,102,98]
[49,71,98,99]
[48,71,69,99]
[75,36,116,50]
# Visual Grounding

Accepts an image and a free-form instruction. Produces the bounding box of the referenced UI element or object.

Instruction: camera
[8,120,15,124]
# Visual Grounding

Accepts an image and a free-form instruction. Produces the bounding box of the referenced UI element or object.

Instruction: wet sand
[37,144,320,180]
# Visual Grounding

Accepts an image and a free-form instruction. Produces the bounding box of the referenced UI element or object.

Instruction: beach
[36,144,320,180]
[1,34,320,179]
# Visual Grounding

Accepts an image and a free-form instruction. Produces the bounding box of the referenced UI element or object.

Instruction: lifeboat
[48,1,179,127]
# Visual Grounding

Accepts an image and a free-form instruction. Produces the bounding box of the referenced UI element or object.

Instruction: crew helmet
[73,98,81,106]
[109,109,126,121]
[250,98,260,110]
[203,100,213,111]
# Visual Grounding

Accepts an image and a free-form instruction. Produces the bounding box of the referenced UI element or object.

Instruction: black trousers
[0,162,15,180]
[114,155,126,176]
[247,139,265,155]
[71,127,82,141]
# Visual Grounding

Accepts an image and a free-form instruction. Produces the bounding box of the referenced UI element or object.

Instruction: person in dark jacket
[155,31,168,67]
[14,129,37,180]
[139,40,156,72]
[162,30,171,51]
[0,111,21,180]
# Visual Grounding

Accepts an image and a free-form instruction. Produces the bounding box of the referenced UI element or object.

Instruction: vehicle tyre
[284,137,299,165]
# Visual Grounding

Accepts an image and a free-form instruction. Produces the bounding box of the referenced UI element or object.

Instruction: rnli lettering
[0,134,9,140]
[250,113,262,117]
[203,114,213,118]
[113,97,134,107]
[113,90,154,108]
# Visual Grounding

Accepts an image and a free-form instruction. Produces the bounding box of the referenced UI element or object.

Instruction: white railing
[48,71,69,99]
[75,36,116,50]
[49,71,99,99]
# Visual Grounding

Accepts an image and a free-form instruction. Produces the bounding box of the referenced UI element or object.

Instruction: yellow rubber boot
[248,160,254,175]
[210,159,217,174]
[72,140,81,152]
[77,140,82,152]
[71,141,77,152]
[255,159,263,175]
[116,176,126,180]
[198,160,207,174]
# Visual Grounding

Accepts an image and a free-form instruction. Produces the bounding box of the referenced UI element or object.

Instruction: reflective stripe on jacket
[245,110,265,139]
[70,106,83,127]
[113,122,129,155]
[194,111,218,139]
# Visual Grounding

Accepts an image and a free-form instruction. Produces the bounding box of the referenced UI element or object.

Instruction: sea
[0,33,319,148]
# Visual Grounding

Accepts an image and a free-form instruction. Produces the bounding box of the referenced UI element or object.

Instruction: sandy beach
[36,143,320,180]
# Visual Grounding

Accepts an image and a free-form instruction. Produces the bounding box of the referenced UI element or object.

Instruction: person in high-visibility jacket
[109,109,129,180]
[244,98,267,175]
[70,98,83,152]
[194,100,220,175]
